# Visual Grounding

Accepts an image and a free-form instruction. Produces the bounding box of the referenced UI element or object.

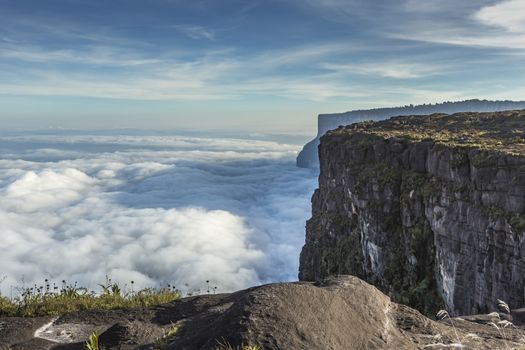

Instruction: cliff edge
[296,100,525,168]
[299,109,525,317]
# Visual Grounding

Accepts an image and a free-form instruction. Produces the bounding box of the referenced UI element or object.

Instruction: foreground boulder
[1,276,524,349]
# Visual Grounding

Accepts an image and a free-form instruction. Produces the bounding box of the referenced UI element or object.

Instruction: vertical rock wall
[299,129,525,316]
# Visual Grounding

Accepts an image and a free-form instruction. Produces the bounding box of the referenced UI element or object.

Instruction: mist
[0,132,317,296]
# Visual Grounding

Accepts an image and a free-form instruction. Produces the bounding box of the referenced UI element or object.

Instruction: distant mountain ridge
[297,99,525,168]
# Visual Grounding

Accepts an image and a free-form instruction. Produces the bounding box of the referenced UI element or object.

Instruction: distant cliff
[299,110,525,317]
[296,100,525,168]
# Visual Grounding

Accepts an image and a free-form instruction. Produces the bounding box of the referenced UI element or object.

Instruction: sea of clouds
[0,132,317,296]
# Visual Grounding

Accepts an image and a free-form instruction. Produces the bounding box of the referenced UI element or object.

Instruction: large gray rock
[2,276,524,349]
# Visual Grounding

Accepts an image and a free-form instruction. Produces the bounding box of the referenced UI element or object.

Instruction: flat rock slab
[34,318,108,344]
[0,317,54,349]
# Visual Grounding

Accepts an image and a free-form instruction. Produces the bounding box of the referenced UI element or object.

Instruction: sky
[1,0,525,132]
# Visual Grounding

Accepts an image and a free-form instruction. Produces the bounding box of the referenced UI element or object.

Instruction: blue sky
[1,0,525,132]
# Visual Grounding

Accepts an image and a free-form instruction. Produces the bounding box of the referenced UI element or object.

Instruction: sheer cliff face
[299,110,525,316]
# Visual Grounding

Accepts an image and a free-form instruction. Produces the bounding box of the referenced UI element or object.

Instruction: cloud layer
[0,133,317,296]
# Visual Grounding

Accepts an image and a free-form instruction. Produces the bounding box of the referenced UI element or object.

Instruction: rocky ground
[1,276,524,349]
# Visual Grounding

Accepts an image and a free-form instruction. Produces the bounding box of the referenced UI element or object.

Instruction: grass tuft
[215,339,262,350]
[154,323,180,350]
[85,331,100,350]
[436,309,461,346]
[0,278,180,317]
[498,299,511,314]
[488,321,512,350]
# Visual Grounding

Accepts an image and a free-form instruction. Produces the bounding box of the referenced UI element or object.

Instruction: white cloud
[391,0,525,49]
[474,0,525,33]
[4,168,96,213]
[0,45,161,66]
[0,133,317,296]
[395,30,525,50]
[304,0,525,50]
[173,25,216,40]
[0,42,382,101]
[321,61,446,79]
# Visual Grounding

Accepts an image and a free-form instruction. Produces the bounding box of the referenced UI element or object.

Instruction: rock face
[296,99,525,168]
[2,276,525,349]
[299,110,525,317]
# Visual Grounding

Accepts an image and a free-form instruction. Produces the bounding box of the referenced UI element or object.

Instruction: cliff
[299,110,525,317]
[296,99,525,168]
[2,276,524,349]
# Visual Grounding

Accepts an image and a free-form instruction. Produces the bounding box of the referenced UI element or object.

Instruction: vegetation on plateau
[332,109,525,155]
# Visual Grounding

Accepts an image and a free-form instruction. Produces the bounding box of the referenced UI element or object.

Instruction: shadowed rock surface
[1,276,525,349]
[299,109,525,317]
